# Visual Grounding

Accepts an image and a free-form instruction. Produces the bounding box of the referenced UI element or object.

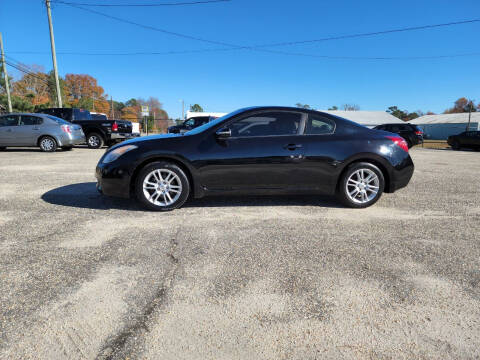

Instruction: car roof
[0,112,47,116]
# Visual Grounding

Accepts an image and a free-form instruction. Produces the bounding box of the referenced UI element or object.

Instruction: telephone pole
[0,33,12,112]
[45,0,62,108]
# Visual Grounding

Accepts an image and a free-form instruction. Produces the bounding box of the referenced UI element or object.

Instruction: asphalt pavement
[0,147,479,359]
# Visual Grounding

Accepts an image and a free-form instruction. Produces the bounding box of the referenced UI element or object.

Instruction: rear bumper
[110,132,134,141]
[389,160,414,193]
[56,133,85,147]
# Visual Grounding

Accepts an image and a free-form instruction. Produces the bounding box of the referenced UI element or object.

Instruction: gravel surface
[0,147,479,359]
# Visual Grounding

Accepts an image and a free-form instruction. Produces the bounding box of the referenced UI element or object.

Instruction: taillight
[112,121,118,132]
[386,136,409,152]
[61,125,72,134]
[415,130,423,135]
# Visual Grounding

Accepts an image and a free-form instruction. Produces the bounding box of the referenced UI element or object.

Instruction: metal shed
[411,113,480,140]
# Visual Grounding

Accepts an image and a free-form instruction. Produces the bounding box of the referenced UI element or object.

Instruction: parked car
[167,116,215,134]
[373,123,423,148]
[36,108,133,148]
[0,113,85,152]
[96,106,414,211]
[447,131,480,150]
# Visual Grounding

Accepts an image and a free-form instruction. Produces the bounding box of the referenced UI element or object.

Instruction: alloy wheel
[40,138,55,151]
[345,168,380,204]
[142,169,182,207]
[88,135,100,148]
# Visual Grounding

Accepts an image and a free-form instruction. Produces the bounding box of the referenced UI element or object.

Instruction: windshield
[185,108,251,135]
[46,115,71,125]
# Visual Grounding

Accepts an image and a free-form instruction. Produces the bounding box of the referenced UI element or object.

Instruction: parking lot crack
[96,233,182,360]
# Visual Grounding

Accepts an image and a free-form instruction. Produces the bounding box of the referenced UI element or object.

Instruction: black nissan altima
[95,106,414,211]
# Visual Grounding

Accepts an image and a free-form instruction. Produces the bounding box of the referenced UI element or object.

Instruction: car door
[196,110,306,191]
[0,115,20,145]
[16,115,43,146]
[296,114,339,193]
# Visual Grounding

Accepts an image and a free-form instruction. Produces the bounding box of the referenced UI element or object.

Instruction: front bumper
[95,162,131,198]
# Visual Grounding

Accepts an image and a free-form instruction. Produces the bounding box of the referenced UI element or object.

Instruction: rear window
[73,109,92,120]
[46,115,70,125]
[91,113,108,121]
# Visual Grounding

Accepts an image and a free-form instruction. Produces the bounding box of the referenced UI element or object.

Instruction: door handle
[33,127,40,130]
[284,143,302,151]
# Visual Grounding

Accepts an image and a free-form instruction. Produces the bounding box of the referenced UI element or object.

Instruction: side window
[305,116,335,135]
[20,115,43,126]
[184,118,195,127]
[390,125,401,132]
[0,115,19,127]
[230,112,302,137]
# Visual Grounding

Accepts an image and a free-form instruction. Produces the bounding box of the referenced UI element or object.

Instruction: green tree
[328,105,338,110]
[46,70,67,107]
[190,104,203,112]
[295,103,311,109]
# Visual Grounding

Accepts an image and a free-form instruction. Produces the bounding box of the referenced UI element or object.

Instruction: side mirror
[215,127,231,139]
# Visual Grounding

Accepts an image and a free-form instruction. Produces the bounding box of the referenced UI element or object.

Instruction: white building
[187,109,403,128]
[321,110,405,128]
[411,113,480,140]
[186,111,227,119]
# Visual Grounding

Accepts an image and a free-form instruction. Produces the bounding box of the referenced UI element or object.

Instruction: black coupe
[96,106,414,211]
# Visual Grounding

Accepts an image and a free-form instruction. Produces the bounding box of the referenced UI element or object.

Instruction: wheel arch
[336,155,392,193]
[130,155,196,197]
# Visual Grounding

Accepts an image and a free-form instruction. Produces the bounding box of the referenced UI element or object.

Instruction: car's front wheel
[451,140,460,150]
[337,162,385,208]
[135,161,190,211]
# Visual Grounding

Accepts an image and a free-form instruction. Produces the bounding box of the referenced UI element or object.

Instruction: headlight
[102,145,138,163]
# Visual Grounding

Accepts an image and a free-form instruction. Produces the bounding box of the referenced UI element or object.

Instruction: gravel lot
[0,147,479,359]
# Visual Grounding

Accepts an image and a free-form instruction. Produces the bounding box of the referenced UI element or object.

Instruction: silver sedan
[0,113,85,152]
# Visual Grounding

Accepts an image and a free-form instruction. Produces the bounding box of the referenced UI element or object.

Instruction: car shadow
[41,182,344,210]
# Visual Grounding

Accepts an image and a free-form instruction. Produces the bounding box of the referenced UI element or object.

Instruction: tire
[337,162,385,208]
[87,133,104,149]
[135,161,190,211]
[62,146,73,151]
[0,147,6,151]
[451,141,460,150]
[39,136,57,152]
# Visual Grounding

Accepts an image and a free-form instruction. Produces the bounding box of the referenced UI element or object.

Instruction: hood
[108,133,183,151]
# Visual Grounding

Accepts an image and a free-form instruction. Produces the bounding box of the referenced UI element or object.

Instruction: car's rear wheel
[0,147,6,151]
[451,140,460,150]
[135,161,190,211]
[337,162,385,208]
[87,133,104,149]
[39,136,57,152]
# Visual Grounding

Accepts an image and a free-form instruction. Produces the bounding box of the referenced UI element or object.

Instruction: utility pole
[0,33,12,112]
[45,0,62,108]
[466,100,473,131]
[180,99,185,120]
[110,96,114,119]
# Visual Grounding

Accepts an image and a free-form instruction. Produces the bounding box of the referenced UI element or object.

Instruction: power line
[55,1,480,54]
[58,2,237,47]
[6,49,480,61]
[51,0,231,6]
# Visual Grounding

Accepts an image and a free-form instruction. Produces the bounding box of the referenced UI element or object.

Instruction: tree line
[296,97,479,121]
[0,64,169,125]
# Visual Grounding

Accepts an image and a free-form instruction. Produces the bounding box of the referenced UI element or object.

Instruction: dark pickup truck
[36,108,134,148]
